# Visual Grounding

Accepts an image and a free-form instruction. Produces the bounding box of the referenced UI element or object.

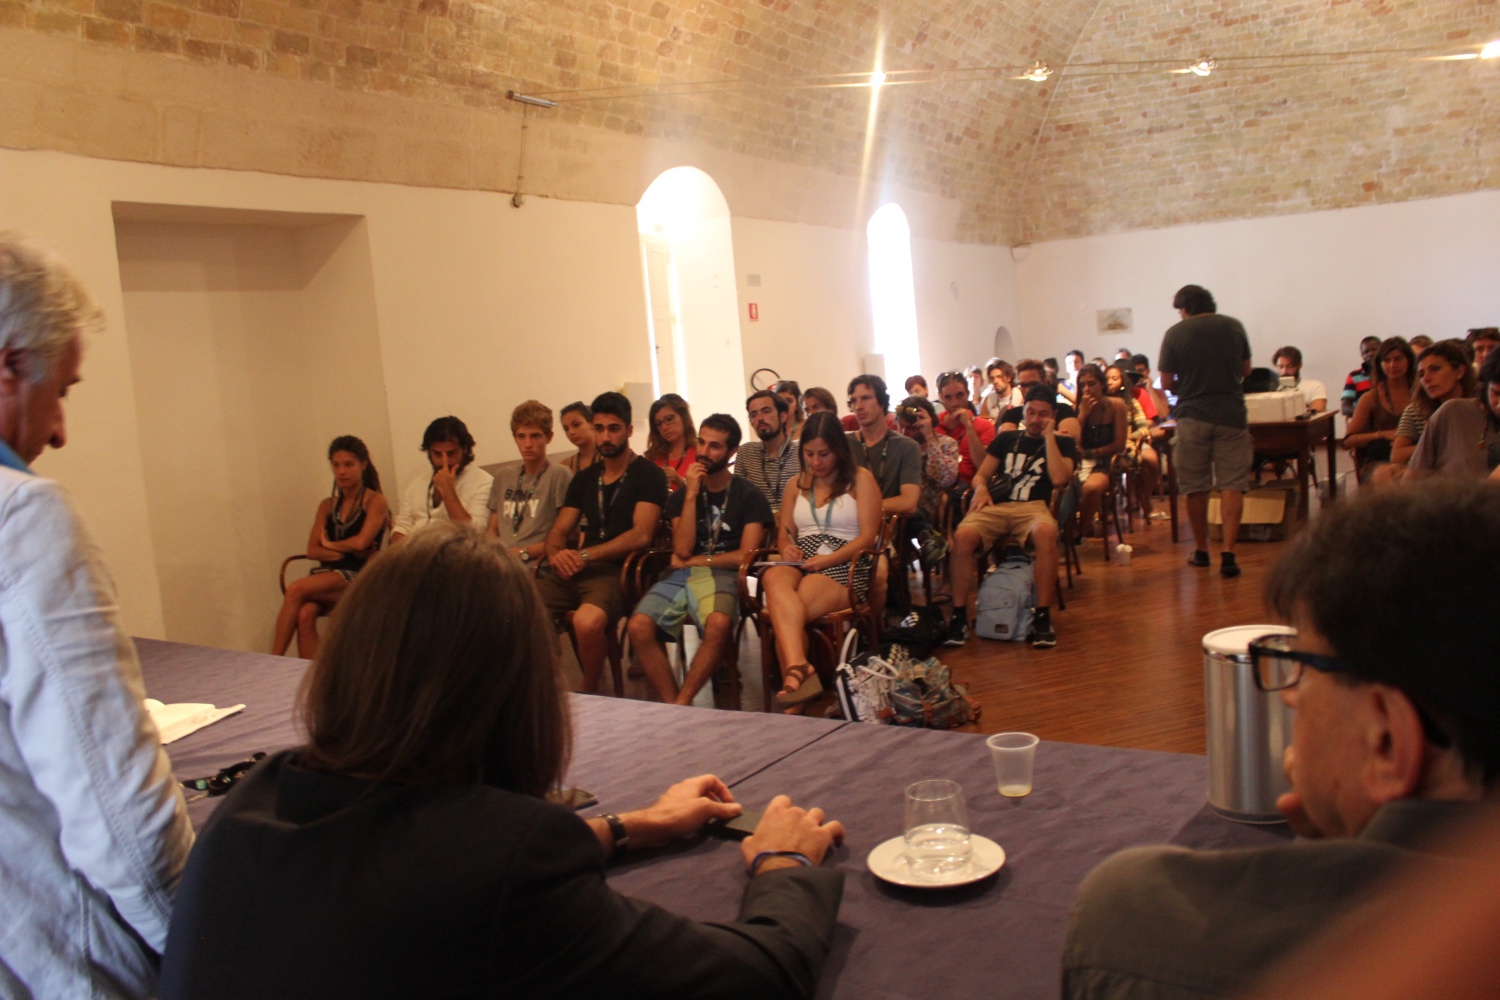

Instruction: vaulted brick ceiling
[8,0,1499,243]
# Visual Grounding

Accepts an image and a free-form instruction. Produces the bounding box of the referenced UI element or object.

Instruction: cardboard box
[1208,480,1299,542]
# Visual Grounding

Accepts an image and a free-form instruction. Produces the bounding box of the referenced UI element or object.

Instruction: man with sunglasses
[0,236,194,998]
[1063,480,1500,1000]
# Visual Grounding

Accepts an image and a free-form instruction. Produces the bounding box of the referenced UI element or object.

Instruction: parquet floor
[598,512,1296,755]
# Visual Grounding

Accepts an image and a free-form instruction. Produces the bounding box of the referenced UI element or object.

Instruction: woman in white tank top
[762,412,882,710]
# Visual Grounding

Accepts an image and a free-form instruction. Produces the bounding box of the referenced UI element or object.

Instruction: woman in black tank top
[272,436,389,658]
[1073,366,1127,539]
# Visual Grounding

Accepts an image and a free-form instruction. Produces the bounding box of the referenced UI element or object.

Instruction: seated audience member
[160,524,847,1000]
[540,392,668,692]
[736,389,798,514]
[1341,336,1383,418]
[1470,327,1500,373]
[1407,351,1500,480]
[1272,346,1327,412]
[1105,364,1161,519]
[801,385,837,421]
[1409,334,1435,352]
[485,400,573,566]
[1344,337,1414,481]
[646,394,697,491]
[272,435,389,658]
[980,358,1020,420]
[560,400,600,474]
[1043,356,1061,384]
[904,374,928,398]
[763,412,882,707]
[1072,366,1127,538]
[1114,348,1134,361]
[1058,350,1085,405]
[390,415,493,544]
[629,415,775,706]
[999,358,1083,439]
[774,380,805,440]
[966,364,986,409]
[1376,340,1475,485]
[1063,480,1500,1000]
[0,234,194,999]
[846,374,922,518]
[1131,354,1172,422]
[896,395,960,527]
[936,370,997,485]
[945,387,1076,649]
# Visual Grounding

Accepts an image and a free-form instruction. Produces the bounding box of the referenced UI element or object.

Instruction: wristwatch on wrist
[519,549,531,563]
[579,548,591,563]
[600,812,629,857]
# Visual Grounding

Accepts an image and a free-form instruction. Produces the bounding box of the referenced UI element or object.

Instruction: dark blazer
[160,750,844,999]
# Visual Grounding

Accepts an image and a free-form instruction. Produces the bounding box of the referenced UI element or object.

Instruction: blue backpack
[975,552,1036,642]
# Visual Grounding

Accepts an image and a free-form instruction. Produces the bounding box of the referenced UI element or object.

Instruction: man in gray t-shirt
[1158,284,1253,577]
[486,401,573,566]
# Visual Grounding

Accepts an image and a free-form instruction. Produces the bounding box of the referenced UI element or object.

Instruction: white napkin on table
[144,698,246,745]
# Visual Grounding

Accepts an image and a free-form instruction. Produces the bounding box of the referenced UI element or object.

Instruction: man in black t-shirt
[946,387,1077,649]
[540,392,668,693]
[627,414,774,706]
[998,358,1083,440]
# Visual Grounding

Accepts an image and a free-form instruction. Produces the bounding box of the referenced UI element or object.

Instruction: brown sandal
[775,663,824,707]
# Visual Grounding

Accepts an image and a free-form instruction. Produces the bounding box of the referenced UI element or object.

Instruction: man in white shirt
[1273,346,1328,413]
[390,415,493,544]
[0,233,194,998]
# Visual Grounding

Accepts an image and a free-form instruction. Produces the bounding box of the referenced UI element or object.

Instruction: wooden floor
[593,512,1296,756]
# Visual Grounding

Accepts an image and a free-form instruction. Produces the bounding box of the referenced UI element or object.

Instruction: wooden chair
[738,547,880,713]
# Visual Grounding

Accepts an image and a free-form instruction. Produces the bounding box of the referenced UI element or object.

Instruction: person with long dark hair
[1374,339,1476,485]
[163,525,847,999]
[762,411,881,707]
[1344,337,1415,480]
[390,415,493,543]
[645,394,697,491]
[272,435,388,658]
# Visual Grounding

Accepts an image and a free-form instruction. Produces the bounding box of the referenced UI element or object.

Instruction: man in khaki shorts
[1158,284,1253,578]
[944,386,1077,649]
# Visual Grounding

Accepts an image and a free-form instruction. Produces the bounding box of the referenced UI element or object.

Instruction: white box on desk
[1246,390,1305,423]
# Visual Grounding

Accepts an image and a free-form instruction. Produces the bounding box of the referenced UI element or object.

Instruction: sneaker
[1028,611,1057,648]
[943,616,969,647]
[1187,550,1211,568]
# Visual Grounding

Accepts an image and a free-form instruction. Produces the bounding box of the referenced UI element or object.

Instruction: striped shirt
[733,435,798,513]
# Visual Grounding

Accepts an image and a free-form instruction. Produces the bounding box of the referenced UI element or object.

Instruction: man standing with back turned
[1158,284,1253,578]
[0,234,194,997]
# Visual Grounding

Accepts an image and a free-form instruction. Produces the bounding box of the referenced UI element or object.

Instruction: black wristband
[600,812,629,857]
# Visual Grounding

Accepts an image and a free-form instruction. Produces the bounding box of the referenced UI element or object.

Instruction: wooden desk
[1249,410,1339,519]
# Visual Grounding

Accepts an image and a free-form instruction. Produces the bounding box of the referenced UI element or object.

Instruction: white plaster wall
[1016,192,1500,412]
[912,238,1020,381]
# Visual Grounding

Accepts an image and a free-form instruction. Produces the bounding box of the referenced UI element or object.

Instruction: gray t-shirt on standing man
[486,462,573,548]
[1159,313,1252,428]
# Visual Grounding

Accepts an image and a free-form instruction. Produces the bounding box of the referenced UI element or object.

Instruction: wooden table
[1249,410,1339,520]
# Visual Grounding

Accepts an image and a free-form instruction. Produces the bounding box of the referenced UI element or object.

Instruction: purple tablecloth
[136,638,1290,999]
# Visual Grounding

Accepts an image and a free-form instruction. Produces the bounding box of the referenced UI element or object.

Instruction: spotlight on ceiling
[1189,57,1217,77]
[1020,62,1052,82]
[870,69,887,87]
[1482,40,1500,59]
[506,91,559,109]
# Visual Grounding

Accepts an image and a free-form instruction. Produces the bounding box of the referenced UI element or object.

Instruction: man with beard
[390,415,494,544]
[540,392,668,693]
[627,414,774,705]
[734,389,797,514]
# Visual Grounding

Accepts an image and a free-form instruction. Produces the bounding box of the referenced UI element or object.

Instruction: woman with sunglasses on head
[645,394,697,492]
[164,524,847,1000]
[1344,338,1415,482]
[272,435,388,658]
[762,412,882,709]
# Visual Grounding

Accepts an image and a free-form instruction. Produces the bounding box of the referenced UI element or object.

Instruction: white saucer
[866,834,1006,888]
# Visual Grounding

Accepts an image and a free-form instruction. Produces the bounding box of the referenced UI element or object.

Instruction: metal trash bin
[1203,625,1295,823]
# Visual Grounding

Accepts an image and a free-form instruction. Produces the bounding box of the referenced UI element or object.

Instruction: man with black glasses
[1064,481,1500,1000]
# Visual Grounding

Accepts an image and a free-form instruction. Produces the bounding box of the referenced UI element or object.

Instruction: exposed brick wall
[0,0,1496,243]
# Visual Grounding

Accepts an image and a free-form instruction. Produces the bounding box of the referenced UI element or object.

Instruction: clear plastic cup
[903,779,971,878]
[987,732,1040,797]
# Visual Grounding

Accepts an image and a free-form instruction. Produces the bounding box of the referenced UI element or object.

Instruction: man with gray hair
[0,234,194,997]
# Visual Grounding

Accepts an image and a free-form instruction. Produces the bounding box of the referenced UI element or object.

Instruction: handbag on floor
[835,638,979,729]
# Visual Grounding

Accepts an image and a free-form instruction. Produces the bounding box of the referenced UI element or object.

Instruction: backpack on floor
[975,552,1036,642]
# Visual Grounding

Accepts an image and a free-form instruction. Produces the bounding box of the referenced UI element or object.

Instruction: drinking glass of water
[903,779,972,879]
[987,732,1040,797]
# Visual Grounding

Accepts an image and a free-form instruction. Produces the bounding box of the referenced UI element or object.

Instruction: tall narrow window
[866,203,920,391]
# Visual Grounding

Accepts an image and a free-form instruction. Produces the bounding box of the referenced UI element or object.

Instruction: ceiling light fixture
[506,91,559,108]
[870,69,887,88]
[1482,40,1500,58]
[1189,57,1217,77]
[1022,62,1052,82]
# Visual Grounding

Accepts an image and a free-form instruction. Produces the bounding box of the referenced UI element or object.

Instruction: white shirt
[0,466,194,998]
[391,462,494,537]
[1296,377,1328,406]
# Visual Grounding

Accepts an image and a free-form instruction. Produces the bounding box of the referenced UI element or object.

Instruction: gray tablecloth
[136,638,1291,999]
